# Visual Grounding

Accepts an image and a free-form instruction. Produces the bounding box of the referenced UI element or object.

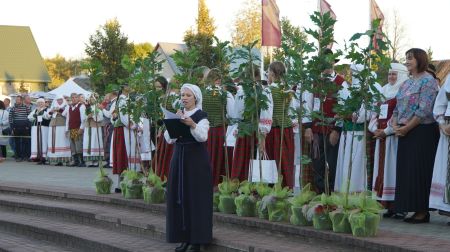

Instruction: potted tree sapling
[289,183,316,226]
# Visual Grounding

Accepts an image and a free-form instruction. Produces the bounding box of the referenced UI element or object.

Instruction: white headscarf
[181,83,203,110]
[383,63,408,100]
[51,95,67,109]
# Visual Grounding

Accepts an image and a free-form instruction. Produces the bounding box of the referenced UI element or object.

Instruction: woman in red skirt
[265,61,295,188]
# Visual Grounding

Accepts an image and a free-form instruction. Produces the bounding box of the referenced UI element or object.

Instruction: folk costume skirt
[207,126,226,186]
[372,135,398,201]
[111,126,128,175]
[265,127,295,188]
[395,123,439,212]
[31,125,48,159]
[166,141,213,244]
[82,126,104,162]
[231,134,257,182]
[430,130,450,212]
[47,126,71,163]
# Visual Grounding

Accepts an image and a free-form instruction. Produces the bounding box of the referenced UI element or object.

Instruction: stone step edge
[0,199,249,252]
[0,184,412,252]
[0,218,130,252]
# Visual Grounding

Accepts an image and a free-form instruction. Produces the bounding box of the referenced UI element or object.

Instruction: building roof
[432,60,450,84]
[154,42,188,76]
[0,25,51,83]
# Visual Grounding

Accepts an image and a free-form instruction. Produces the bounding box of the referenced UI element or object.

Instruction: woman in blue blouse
[392,48,440,224]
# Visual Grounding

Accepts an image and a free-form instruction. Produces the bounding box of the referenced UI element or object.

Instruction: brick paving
[1,159,450,251]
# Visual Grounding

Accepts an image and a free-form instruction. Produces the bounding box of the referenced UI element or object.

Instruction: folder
[163,119,191,139]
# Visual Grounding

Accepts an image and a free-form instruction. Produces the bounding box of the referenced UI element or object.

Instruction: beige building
[0,25,50,96]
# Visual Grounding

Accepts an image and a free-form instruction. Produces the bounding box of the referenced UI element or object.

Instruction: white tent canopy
[48,77,91,98]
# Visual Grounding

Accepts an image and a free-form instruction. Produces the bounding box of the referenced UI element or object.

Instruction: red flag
[370,0,384,50]
[262,0,281,47]
[319,0,336,21]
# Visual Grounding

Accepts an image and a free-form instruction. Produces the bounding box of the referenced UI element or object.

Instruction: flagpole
[261,46,265,80]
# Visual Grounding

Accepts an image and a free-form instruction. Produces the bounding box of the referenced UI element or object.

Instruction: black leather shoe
[114,188,122,193]
[175,243,189,252]
[404,212,430,224]
[187,244,200,252]
[383,210,395,218]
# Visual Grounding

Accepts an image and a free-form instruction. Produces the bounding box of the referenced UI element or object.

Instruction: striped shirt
[9,104,32,127]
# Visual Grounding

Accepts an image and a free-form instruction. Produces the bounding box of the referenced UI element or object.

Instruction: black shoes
[383,210,407,219]
[175,243,189,252]
[114,188,122,193]
[404,212,430,224]
[174,243,201,252]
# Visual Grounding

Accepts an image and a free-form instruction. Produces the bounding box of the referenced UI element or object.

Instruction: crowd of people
[0,48,449,227]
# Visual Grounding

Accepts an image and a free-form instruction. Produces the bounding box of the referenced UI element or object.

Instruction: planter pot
[125,183,143,199]
[267,198,289,222]
[120,181,127,196]
[94,176,113,194]
[330,211,352,233]
[213,192,220,212]
[256,199,269,220]
[235,195,257,217]
[290,205,312,226]
[143,186,165,204]
[218,194,236,214]
[313,212,332,230]
[349,212,381,237]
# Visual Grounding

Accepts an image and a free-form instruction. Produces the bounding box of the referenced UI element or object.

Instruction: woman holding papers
[164,84,212,252]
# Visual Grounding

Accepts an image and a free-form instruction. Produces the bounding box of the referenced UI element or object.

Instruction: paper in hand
[161,106,190,139]
[161,106,181,119]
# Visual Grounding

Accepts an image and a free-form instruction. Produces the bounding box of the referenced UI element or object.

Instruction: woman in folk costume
[153,76,179,179]
[334,64,381,193]
[292,84,314,189]
[202,69,235,186]
[231,68,273,183]
[429,75,450,216]
[264,61,295,188]
[80,94,104,167]
[165,84,212,252]
[110,85,141,192]
[28,98,50,164]
[45,96,71,166]
[369,63,408,218]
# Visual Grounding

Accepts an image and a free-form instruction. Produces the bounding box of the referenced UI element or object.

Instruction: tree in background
[85,18,133,94]
[131,42,154,61]
[427,46,434,62]
[183,0,217,68]
[44,54,85,89]
[231,0,261,48]
[383,9,409,63]
[198,0,216,36]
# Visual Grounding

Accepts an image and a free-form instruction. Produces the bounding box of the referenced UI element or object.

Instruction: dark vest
[176,110,208,144]
[202,88,226,127]
[311,74,345,134]
[68,104,82,129]
[270,86,292,128]
[32,108,50,127]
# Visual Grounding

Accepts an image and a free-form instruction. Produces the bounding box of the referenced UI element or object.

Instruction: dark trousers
[0,145,6,157]
[13,123,31,159]
[312,133,339,194]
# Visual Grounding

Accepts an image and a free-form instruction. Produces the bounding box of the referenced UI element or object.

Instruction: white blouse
[164,108,210,144]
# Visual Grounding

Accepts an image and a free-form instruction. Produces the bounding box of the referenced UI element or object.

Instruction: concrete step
[0,211,175,252]
[0,193,354,252]
[1,182,450,252]
[0,230,76,252]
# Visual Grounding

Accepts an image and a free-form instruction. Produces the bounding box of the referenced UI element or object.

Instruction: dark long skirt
[265,127,295,188]
[166,142,213,244]
[395,123,439,212]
